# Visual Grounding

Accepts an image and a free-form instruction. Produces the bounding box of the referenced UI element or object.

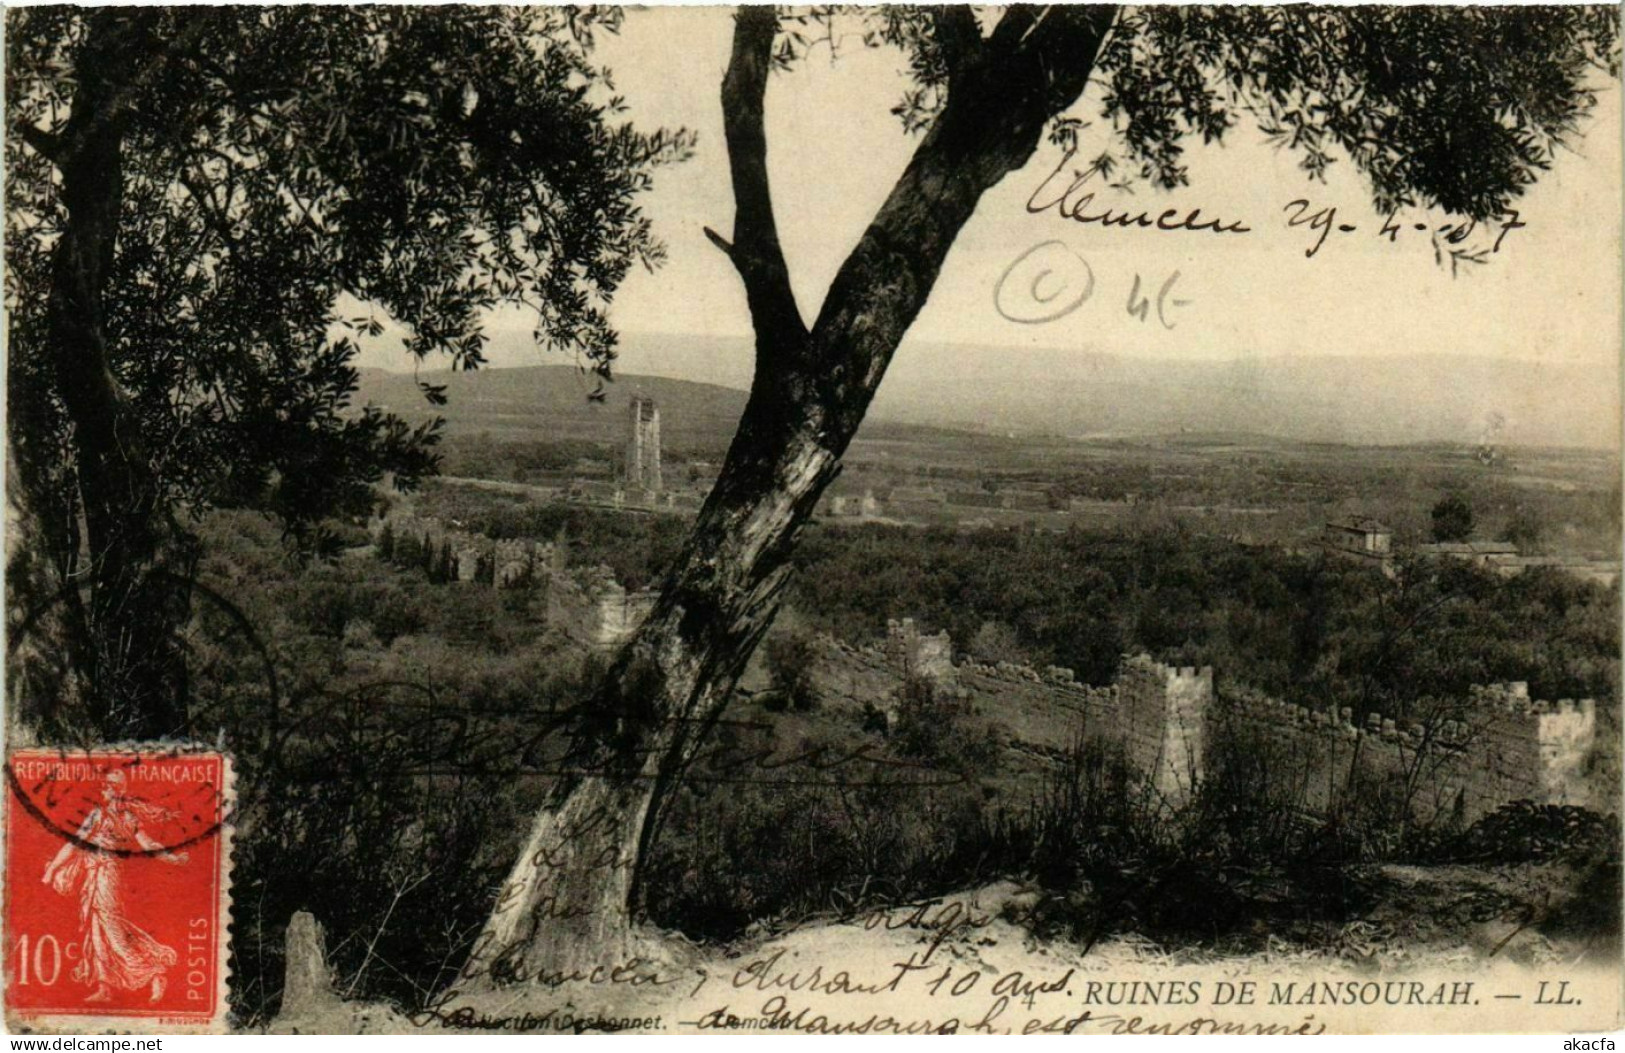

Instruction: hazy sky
[365,7,1623,400]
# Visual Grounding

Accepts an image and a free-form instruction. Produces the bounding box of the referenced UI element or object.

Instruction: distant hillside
[357,335,1618,452]
[353,365,952,457]
[868,344,1619,450]
[609,331,1617,450]
[354,366,748,454]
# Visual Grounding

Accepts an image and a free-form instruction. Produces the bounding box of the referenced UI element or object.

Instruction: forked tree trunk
[468,4,1117,986]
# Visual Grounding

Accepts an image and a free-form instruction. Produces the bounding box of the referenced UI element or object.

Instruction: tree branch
[931,6,983,85]
[720,6,808,357]
[987,5,1048,52]
[991,6,1118,112]
[59,9,217,161]
[805,5,1119,441]
[701,225,736,259]
[177,170,238,253]
[15,121,63,164]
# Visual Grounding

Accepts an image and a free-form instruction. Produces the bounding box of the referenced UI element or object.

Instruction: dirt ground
[267,862,1621,1036]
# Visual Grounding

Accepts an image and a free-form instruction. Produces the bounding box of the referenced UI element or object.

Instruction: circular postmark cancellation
[6,574,285,755]
[6,748,231,859]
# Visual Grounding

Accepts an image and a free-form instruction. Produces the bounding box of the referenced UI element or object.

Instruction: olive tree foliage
[468,4,1619,984]
[4,6,691,738]
[869,5,1620,218]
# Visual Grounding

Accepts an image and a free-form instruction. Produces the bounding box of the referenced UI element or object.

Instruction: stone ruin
[492,539,536,587]
[1117,656,1213,804]
[1216,681,1601,824]
[885,618,957,685]
[375,512,658,650]
[563,566,660,652]
[376,512,555,587]
[879,622,1603,823]
[367,511,1609,823]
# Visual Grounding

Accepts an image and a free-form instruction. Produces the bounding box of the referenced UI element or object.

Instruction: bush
[641,689,1006,938]
[763,631,820,712]
[1443,801,1620,864]
[969,620,1025,665]
[888,675,1000,774]
[1023,734,1144,890]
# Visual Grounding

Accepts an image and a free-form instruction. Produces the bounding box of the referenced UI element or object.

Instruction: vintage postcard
[3,2,1620,1039]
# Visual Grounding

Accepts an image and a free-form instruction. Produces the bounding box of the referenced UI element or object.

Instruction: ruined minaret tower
[627,394,662,493]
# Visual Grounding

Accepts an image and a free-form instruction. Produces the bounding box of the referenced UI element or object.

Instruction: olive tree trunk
[12,10,202,739]
[468,4,1117,985]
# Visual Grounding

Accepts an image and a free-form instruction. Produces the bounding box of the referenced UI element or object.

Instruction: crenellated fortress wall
[1212,682,1601,823]
[867,621,1604,824]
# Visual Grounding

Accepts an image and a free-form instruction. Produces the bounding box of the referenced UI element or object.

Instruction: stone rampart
[864,618,1603,824]
[1210,683,1599,824]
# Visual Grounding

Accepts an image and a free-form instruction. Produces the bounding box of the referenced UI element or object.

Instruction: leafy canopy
[5,6,692,533]
[830,5,1620,220]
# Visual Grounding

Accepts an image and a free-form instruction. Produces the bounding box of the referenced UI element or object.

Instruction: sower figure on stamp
[40,769,189,1003]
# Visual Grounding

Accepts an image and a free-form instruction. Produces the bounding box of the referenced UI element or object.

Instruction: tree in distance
[1432,494,1478,543]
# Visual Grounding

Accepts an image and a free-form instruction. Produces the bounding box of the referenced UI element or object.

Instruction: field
[364,364,1619,560]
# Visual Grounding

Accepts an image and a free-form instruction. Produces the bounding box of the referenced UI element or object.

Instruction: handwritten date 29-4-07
[1284,199,1526,260]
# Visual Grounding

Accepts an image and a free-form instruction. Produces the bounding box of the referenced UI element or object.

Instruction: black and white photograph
[3,2,1622,1038]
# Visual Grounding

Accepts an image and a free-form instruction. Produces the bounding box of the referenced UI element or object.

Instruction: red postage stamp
[4,747,234,1032]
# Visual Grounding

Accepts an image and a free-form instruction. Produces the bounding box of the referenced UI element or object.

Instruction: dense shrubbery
[763,631,821,712]
[888,676,1001,774]
[187,512,585,1023]
[1443,801,1622,865]
[413,484,689,591]
[639,696,1004,938]
[406,479,1619,724]
[789,521,1620,721]
[646,709,1621,954]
